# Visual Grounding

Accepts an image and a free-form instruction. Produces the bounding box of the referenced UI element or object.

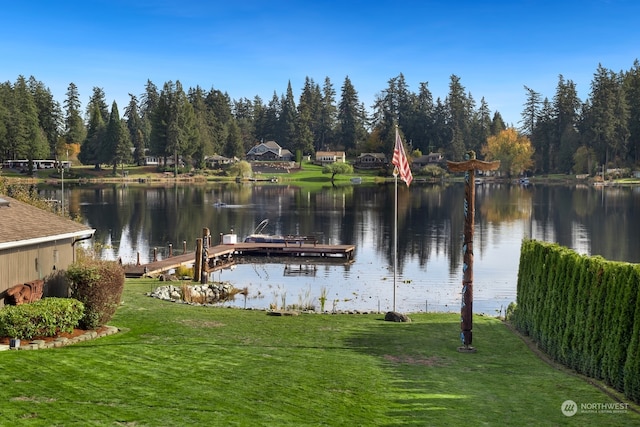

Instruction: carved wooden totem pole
[447,151,500,352]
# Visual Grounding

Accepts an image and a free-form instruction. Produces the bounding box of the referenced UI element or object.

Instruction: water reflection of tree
[477,185,532,223]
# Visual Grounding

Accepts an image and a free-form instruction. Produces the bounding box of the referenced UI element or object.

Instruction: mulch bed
[0,326,109,345]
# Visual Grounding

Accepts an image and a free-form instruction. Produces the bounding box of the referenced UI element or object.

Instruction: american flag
[392,128,413,186]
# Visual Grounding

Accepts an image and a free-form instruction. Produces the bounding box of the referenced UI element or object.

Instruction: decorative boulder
[384,311,411,323]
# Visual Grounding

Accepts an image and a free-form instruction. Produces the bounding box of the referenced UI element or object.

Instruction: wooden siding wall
[0,239,75,307]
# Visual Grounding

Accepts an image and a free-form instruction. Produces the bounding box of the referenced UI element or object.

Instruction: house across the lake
[0,195,95,306]
[412,152,445,169]
[246,141,293,161]
[354,153,387,169]
[314,151,346,165]
[205,155,234,168]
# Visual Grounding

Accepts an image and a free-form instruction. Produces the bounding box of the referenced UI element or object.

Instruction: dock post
[183,240,187,254]
[194,238,202,282]
[201,228,210,284]
[169,243,173,257]
[153,247,157,262]
[136,252,140,266]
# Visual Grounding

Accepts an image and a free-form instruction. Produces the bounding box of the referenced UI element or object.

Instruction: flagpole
[393,167,398,312]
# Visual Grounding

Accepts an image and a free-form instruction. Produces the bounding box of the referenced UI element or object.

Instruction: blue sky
[2,0,639,127]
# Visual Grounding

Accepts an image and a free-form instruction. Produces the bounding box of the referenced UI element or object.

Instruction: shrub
[175,265,194,278]
[0,298,84,340]
[66,259,125,329]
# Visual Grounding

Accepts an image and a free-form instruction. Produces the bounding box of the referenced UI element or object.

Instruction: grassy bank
[0,279,638,425]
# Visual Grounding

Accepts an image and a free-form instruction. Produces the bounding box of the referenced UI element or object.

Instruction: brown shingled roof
[0,195,94,249]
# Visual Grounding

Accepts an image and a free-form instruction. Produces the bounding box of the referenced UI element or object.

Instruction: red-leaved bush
[66,259,125,329]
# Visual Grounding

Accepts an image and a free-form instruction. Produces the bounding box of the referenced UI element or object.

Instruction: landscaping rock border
[0,326,120,351]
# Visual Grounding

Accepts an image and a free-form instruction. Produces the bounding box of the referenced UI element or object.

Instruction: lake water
[39,181,640,314]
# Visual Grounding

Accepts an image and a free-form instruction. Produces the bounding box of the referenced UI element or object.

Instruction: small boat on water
[243,219,317,244]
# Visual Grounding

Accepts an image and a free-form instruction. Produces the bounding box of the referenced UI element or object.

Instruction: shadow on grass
[344,315,470,425]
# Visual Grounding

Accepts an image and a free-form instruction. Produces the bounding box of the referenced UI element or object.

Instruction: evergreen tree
[320,77,337,150]
[124,94,145,165]
[103,101,132,173]
[469,97,492,154]
[85,87,109,123]
[205,88,233,154]
[520,86,542,137]
[28,76,61,158]
[552,75,581,171]
[337,76,366,153]
[0,83,9,158]
[151,81,197,171]
[586,66,627,166]
[188,86,212,168]
[279,81,298,152]
[532,98,555,172]
[233,97,256,154]
[222,119,244,159]
[490,111,507,136]
[79,87,108,168]
[140,80,159,161]
[445,74,473,161]
[414,82,436,153]
[11,76,48,172]
[432,98,451,156]
[297,77,321,153]
[624,60,640,164]
[252,95,269,143]
[63,82,86,153]
[263,92,281,142]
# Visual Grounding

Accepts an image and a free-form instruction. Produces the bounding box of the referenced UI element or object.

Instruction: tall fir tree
[11,76,49,172]
[104,101,132,173]
[28,76,61,158]
[337,76,366,153]
[63,82,86,154]
[320,77,337,150]
[124,94,145,165]
[279,81,298,153]
[79,87,108,168]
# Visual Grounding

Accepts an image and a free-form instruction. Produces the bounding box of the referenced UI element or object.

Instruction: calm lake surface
[39,181,640,314]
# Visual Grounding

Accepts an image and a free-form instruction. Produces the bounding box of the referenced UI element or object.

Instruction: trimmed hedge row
[512,239,640,403]
[0,298,84,340]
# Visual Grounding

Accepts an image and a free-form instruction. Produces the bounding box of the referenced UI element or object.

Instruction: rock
[384,311,411,322]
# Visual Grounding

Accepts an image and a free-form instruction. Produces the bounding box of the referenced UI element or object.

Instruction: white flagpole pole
[394,170,398,312]
[393,126,399,312]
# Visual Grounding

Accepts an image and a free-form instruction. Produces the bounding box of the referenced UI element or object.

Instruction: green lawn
[0,279,638,426]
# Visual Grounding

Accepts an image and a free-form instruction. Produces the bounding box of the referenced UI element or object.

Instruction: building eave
[0,229,96,251]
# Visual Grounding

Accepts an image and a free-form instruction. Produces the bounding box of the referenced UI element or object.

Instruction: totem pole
[447,151,500,352]
[201,227,210,284]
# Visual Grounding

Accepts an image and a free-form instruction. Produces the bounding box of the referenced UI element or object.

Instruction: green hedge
[512,239,640,403]
[0,298,84,340]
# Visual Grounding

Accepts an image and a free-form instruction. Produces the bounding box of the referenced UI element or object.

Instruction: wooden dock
[124,242,355,278]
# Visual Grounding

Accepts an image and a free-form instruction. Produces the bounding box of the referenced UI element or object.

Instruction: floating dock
[124,242,355,278]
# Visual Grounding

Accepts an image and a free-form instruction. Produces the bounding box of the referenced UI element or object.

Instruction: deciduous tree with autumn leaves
[481,128,534,178]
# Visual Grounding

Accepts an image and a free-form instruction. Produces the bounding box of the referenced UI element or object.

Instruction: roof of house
[0,195,95,250]
[357,153,387,160]
[316,151,345,157]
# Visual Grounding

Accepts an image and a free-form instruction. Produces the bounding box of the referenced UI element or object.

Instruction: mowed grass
[0,279,638,426]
